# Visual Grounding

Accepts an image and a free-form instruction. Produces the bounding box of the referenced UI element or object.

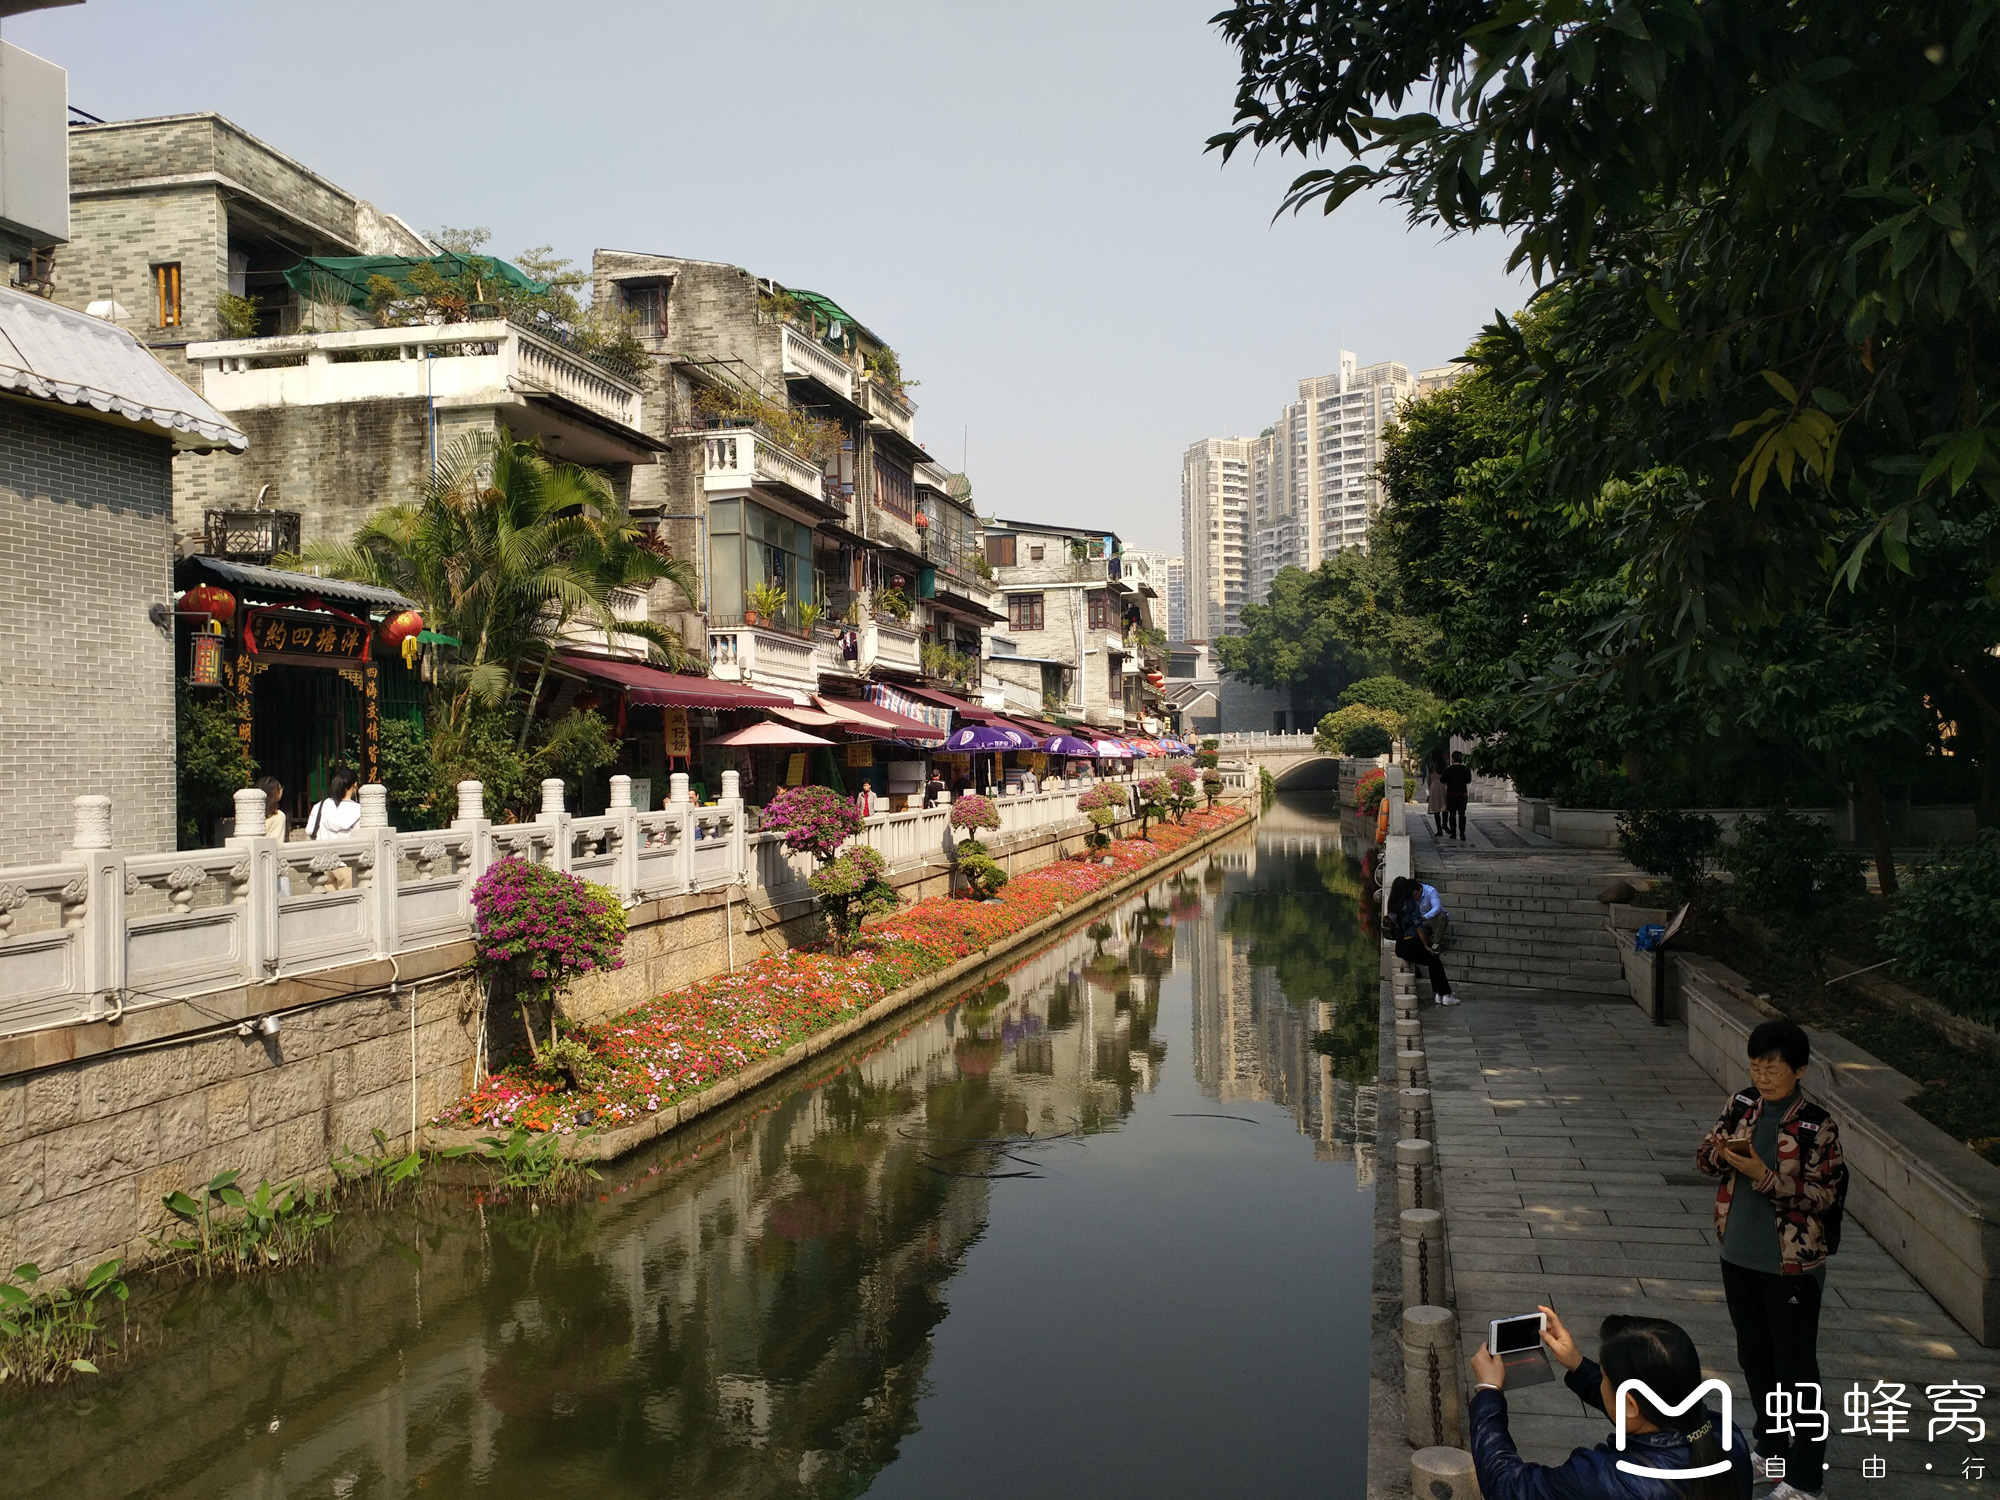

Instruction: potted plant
[874,585,912,622]
[744,580,788,629]
[798,600,825,638]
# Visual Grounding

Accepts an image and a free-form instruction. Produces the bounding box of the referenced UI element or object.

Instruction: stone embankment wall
[0,807,1124,1286]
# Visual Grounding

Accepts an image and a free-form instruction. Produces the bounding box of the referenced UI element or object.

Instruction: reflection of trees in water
[1221,844,1381,1087]
[0,894,1174,1500]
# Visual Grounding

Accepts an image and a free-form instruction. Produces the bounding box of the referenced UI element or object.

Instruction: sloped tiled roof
[0,287,247,451]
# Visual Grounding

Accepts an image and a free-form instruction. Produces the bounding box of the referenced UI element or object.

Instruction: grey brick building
[0,286,246,861]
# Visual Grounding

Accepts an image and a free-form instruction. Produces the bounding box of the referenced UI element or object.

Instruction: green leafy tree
[1880,831,2000,1023]
[1213,0,2000,824]
[1215,549,1437,717]
[175,688,246,848]
[1723,808,1865,993]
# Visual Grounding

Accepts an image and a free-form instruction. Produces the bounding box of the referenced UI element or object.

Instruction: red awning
[814,694,948,747]
[1003,715,1062,737]
[557,654,795,710]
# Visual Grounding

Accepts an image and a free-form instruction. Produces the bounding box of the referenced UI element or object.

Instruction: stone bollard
[455,780,486,825]
[1398,1086,1434,1142]
[1395,1016,1423,1049]
[1411,1446,1478,1499]
[609,774,633,810]
[72,794,113,850]
[358,783,390,828]
[1403,1305,1467,1450]
[1397,1137,1438,1213]
[669,771,689,805]
[721,769,741,801]
[1397,1048,1429,1089]
[1401,1208,1448,1309]
[231,786,268,838]
[540,778,567,818]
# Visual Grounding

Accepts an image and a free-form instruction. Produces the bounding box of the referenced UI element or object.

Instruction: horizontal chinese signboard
[246,610,370,663]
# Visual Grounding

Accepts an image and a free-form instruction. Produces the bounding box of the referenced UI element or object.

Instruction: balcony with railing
[697,424,841,515]
[860,377,915,440]
[780,324,854,400]
[708,621,821,698]
[863,619,923,676]
[188,320,646,437]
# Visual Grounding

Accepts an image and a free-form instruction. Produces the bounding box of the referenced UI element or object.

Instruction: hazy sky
[5,0,1528,553]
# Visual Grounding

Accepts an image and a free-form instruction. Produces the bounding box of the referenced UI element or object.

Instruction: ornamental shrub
[1354,768,1387,815]
[1076,782,1124,847]
[471,858,626,1071]
[1615,808,1722,915]
[1202,769,1224,810]
[762,784,863,865]
[956,843,1010,900]
[1137,776,1172,837]
[1165,761,1199,822]
[949,792,1001,835]
[1723,807,1864,990]
[1880,830,2000,1024]
[808,845,900,953]
[1315,704,1399,758]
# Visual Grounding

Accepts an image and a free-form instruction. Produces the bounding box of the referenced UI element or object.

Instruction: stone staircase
[1420,866,1633,999]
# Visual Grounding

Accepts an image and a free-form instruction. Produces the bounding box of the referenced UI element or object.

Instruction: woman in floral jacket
[1694,1020,1846,1499]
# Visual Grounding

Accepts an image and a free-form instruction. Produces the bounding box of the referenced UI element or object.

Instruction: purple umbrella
[1043,735,1097,756]
[945,725,1024,753]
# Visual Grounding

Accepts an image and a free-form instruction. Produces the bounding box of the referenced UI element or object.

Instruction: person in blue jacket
[1468,1305,1752,1499]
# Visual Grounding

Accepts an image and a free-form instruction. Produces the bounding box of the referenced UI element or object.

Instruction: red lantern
[913,512,930,529]
[182,584,237,625]
[380,609,425,648]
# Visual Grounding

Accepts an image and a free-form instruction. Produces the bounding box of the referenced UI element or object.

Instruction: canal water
[2,794,1381,1500]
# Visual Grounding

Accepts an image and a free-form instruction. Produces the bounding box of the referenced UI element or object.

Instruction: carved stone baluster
[166,863,208,913]
[0,883,27,940]
[59,875,88,930]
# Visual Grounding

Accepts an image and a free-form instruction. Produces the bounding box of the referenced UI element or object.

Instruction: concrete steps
[1421,870,1632,998]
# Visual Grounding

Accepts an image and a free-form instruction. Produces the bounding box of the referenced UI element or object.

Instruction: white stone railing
[189,319,645,433]
[1213,731,1319,752]
[780,323,855,398]
[0,777,1126,1039]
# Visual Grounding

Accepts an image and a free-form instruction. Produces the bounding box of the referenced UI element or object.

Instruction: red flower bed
[434,808,1245,1135]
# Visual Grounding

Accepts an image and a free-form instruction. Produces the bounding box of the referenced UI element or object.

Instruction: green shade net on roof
[281,252,551,311]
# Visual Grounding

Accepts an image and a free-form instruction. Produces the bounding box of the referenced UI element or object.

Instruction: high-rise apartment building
[1416,363,1470,397]
[1270,352,1414,570]
[1165,555,1188,643]
[1180,436,1253,639]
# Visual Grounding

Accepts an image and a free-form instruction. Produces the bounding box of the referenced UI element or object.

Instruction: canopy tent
[707,723,834,749]
[280,252,551,312]
[555,654,794,710]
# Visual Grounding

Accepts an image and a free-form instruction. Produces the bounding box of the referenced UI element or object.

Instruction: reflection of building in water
[1183,846,1377,1186]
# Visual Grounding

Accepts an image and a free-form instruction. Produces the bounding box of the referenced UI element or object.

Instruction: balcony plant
[798,600,825,638]
[874,585,912,622]
[745,580,788,628]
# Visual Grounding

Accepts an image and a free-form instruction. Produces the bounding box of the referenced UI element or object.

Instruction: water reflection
[0,794,1378,1500]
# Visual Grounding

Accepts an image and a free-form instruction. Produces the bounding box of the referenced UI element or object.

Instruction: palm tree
[305,427,698,735]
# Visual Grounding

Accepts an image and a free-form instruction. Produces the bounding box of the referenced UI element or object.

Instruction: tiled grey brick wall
[0,400,178,862]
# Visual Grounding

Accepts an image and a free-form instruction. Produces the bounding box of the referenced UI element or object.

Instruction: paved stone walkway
[1424,992,2000,1498]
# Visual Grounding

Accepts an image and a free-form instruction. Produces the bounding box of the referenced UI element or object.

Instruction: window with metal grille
[1008,593,1044,631]
[154,263,181,328]
[619,280,669,339]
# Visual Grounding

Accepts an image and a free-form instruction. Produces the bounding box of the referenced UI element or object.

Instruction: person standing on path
[1440,750,1472,840]
[1695,1020,1846,1500]
[1426,761,1448,835]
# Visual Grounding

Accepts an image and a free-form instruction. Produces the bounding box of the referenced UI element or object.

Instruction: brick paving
[1423,992,2000,1497]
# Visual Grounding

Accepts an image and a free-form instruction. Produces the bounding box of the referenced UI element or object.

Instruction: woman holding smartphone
[1467,1305,1751,1499]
